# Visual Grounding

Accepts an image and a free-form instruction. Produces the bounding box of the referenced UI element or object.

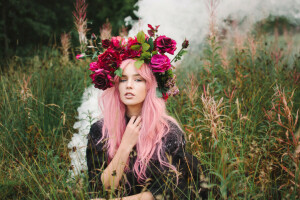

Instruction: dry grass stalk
[200,90,225,140]
[100,19,112,40]
[205,0,220,40]
[60,32,71,63]
[73,0,88,51]
[248,36,257,62]
[119,25,128,37]
[183,74,199,106]
[19,74,32,101]
[220,47,229,70]
[267,85,299,191]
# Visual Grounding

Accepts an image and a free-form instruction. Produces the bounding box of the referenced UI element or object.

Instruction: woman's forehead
[122,63,141,76]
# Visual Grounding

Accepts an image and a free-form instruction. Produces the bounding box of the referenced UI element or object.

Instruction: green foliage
[0,0,138,58]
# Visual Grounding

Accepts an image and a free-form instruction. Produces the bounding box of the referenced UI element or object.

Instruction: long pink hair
[98,59,182,184]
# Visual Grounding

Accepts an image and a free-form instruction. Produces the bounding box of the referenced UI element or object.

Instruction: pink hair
[97,59,182,185]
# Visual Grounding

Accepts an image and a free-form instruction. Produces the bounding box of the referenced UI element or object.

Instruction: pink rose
[149,54,171,73]
[155,35,177,55]
[89,62,99,71]
[90,69,113,90]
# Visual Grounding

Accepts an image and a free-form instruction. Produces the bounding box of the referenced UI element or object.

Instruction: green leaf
[141,52,151,59]
[147,38,154,51]
[114,68,123,77]
[137,31,145,43]
[92,51,98,60]
[131,45,141,51]
[156,87,163,98]
[134,60,144,69]
[152,50,158,55]
[142,43,150,52]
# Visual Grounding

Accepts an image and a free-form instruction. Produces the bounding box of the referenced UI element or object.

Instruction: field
[1,31,299,199]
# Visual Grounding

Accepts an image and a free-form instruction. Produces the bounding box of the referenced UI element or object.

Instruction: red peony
[155,35,177,55]
[110,36,126,50]
[149,54,171,73]
[127,37,139,47]
[90,69,113,90]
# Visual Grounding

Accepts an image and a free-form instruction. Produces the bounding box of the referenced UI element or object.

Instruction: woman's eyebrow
[121,74,141,77]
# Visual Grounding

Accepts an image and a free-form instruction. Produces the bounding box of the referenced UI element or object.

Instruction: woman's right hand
[120,116,142,150]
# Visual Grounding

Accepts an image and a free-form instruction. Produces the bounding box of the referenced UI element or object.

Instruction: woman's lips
[125,92,135,99]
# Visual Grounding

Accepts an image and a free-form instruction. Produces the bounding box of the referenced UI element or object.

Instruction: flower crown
[79,24,189,101]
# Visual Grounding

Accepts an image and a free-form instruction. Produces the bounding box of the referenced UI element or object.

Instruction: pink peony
[90,69,113,90]
[149,54,171,73]
[155,35,177,55]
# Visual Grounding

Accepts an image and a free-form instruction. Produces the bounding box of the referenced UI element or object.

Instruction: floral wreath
[77,24,189,101]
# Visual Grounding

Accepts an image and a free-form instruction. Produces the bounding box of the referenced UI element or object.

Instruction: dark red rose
[90,69,113,90]
[149,54,171,72]
[182,39,189,49]
[155,35,177,55]
[121,49,141,60]
[102,39,111,49]
[97,48,121,71]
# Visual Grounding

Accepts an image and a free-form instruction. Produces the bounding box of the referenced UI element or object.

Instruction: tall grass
[169,31,300,199]
[1,32,299,200]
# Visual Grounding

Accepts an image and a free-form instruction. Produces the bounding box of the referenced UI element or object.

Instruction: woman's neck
[126,104,142,117]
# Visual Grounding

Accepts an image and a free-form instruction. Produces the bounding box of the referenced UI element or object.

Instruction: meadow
[1,29,300,199]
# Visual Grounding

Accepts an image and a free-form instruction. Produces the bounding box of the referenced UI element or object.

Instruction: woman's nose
[126,78,133,88]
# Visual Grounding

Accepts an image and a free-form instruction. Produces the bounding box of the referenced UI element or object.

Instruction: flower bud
[76,53,86,59]
[182,39,189,49]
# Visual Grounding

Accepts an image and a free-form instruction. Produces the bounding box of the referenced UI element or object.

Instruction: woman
[86,27,208,200]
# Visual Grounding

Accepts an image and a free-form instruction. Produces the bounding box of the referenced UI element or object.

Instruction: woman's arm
[101,116,142,191]
[92,191,155,200]
[100,143,131,191]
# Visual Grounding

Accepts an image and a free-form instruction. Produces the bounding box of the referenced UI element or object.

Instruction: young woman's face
[118,63,147,107]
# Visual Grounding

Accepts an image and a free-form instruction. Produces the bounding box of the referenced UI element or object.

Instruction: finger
[129,116,137,124]
[133,116,142,125]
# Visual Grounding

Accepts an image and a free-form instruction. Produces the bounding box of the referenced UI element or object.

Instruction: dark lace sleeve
[148,121,209,200]
[86,119,108,198]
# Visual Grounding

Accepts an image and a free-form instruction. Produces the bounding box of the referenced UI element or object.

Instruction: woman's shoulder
[165,119,185,139]
[163,119,186,154]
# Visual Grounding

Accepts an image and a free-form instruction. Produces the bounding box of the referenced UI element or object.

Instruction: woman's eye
[120,79,127,82]
[135,79,142,82]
